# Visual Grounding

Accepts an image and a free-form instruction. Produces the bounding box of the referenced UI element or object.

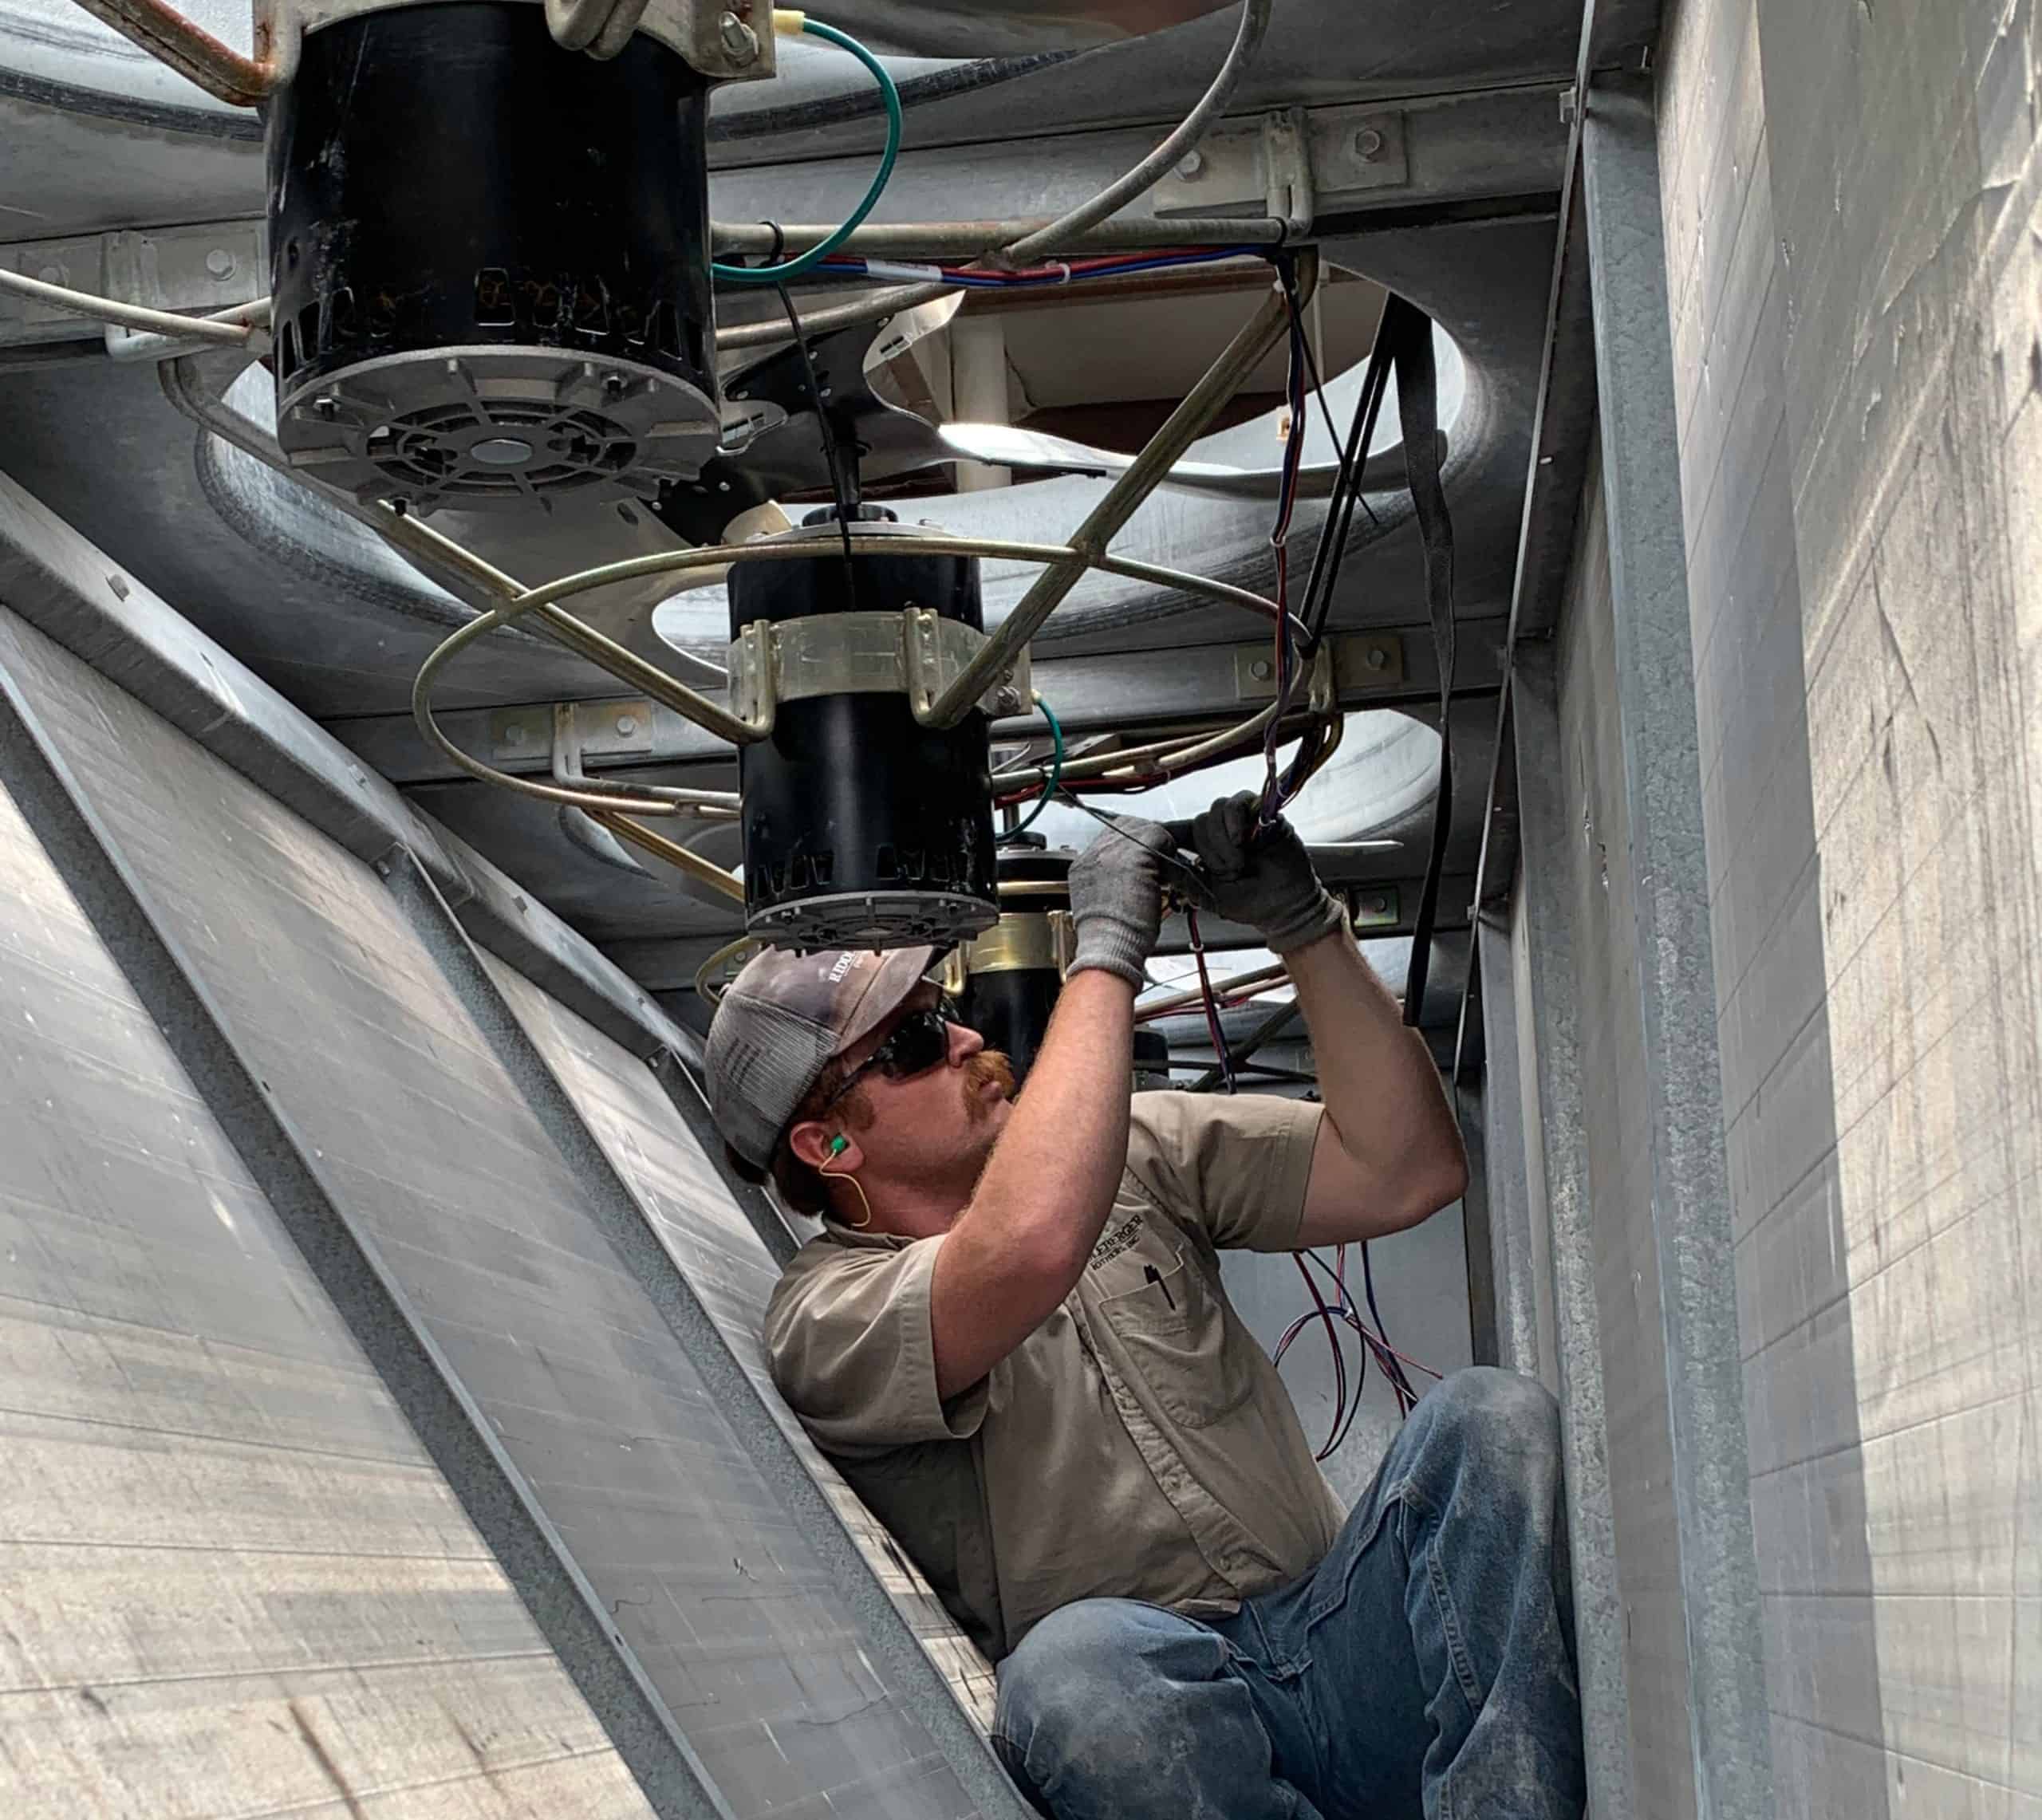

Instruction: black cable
[1299,341,1393,648]
[1381,293,1456,1030]
[774,281,859,596]
[1360,1241,1419,1409]
[1283,265,1382,538]
[1293,301,1395,655]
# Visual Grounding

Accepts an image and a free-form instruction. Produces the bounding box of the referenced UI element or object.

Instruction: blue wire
[713,19,901,286]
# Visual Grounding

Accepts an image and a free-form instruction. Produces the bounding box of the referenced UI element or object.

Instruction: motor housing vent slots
[266,2,722,510]
[728,509,1000,951]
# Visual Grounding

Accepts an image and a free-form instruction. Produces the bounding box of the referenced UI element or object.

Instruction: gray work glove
[1167,791,1347,955]
[1064,813,1205,989]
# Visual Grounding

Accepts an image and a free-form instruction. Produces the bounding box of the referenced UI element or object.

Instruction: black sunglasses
[818,1001,960,1114]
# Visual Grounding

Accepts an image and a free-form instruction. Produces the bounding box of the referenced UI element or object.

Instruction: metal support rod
[922,250,1315,727]
[589,809,749,902]
[159,360,761,747]
[382,852,1038,1820]
[708,215,1287,262]
[384,509,760,744]
[716,281,956,353]
[0,663,737,1820]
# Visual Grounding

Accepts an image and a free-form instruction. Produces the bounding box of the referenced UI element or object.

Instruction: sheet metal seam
[0,659,739,1820]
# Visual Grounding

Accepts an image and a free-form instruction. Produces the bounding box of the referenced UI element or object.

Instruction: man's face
[822,983,1015,1202]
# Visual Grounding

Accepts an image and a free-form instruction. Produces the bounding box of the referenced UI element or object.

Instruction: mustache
[963,1049,1015,1117]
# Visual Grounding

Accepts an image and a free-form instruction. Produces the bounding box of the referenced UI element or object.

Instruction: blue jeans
[991,1369,1584,1820]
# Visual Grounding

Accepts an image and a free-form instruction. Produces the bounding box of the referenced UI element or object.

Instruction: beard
[962,1049,1015,1122]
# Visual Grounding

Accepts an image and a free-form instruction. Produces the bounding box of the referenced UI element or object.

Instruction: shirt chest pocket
[1095,1240,1256,1430]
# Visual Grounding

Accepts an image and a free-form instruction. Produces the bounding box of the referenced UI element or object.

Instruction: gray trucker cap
[705,944,938,1168]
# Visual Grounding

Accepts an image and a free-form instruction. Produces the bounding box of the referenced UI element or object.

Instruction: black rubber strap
[1383,294,1456,1028]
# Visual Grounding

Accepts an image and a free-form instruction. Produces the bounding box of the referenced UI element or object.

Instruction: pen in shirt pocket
[1143,1264,1176,1310]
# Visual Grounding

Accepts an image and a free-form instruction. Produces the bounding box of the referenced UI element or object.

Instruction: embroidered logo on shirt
[1089,1212,1145,1268]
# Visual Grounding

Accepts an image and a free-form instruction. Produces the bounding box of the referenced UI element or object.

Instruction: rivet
[1250,657,1274,681]
[1364,646,1388,671]
[1354,126,1384,161]
[204,248,237,280]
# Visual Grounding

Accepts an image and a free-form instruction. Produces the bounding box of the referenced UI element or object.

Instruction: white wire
[0,266,266,349]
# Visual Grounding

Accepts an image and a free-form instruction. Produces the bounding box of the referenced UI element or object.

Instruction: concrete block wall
[1657,0,2042,1810]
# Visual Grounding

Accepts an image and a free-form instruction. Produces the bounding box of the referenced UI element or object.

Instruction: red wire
[1184,908,1235,1093]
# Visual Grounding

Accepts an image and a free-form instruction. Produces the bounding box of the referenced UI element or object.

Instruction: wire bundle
[1256,257,1313,823]
[1274,1244,1436,1458]
[813,246,1268,289]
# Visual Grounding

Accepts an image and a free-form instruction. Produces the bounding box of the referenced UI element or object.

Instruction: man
[707,794,1585,1819]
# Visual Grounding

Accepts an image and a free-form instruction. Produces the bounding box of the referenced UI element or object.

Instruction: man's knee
[996,1600,1221,1769]
[1417,1367,1561,1469]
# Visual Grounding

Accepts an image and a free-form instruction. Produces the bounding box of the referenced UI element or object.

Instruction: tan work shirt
[762,1092,1349,1661]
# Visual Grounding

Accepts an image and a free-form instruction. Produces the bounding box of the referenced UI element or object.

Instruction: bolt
[615,714,638,737]
[505,725,526,746]
[1559,87,1578,125]
[1354,126,1384,161]
[1249,656,1275,681]
[1366,894,1389,915]
[313,394,337,420]
[719,10,759,61]
[601,371,626,396]
[1176,150,1206,179]
[37,265,65,286]
[204,248,237,280]
[1363,645,1388,672]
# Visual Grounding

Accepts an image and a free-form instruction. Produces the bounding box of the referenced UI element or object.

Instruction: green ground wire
[712,18,902,286]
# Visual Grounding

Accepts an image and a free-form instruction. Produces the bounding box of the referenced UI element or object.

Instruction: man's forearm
[964,967,1136,1263]
[929,969,1137,1397]
[1284,926,1466,1203]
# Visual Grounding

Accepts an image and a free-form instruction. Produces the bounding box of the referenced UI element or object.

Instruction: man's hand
[1169,791,1346,955]
[1065,813,1204,988]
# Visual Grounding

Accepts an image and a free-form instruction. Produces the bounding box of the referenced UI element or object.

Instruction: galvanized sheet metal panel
[0,608,984,1819]
[1658,0,2042,1809]
[480,952,1003,1732]
[1555,452,1699,1820]
[0,669,652,1817]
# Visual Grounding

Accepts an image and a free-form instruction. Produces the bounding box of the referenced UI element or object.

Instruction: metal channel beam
[1512,643,1636,1820]
[707,85,1564,240]
[0,660,737,1820]
[322,619,1511,788]
[381,851,1036,1820]
[1578,76,1772,1820]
